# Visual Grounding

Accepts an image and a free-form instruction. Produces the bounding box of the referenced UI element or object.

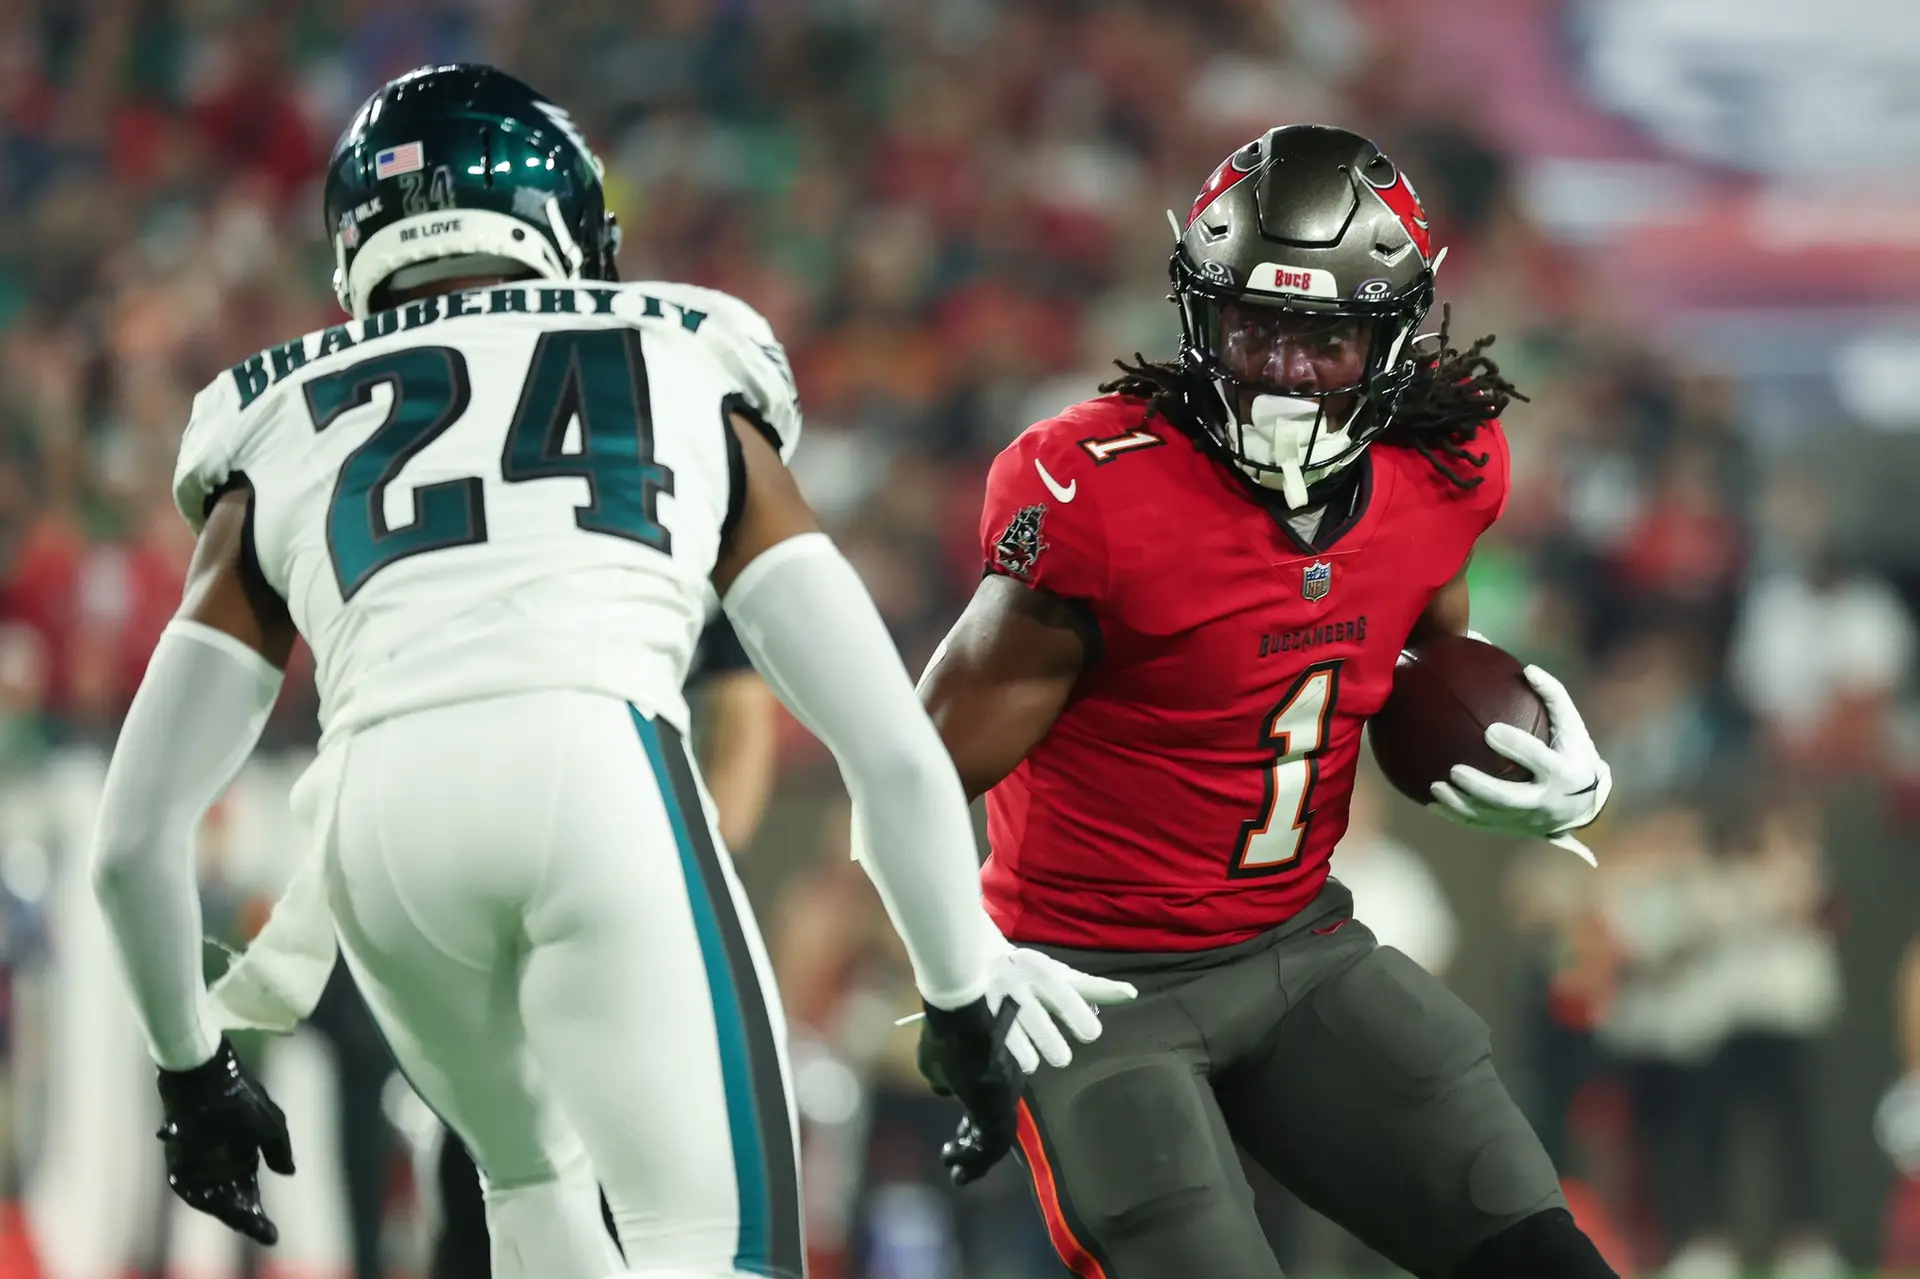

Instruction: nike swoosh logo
[1035,459,1076,502]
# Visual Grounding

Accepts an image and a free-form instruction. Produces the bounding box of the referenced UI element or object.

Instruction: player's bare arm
[698,670,780,849]
[711,411,822,588]
[681,414,792,850]
[179,486,298,666]
[1902,938,1920,1075]
[919,573,1094,801]
[1408,560,1472,643]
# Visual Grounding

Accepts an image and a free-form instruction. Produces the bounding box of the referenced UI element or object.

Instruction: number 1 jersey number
[1231,659,1342,875]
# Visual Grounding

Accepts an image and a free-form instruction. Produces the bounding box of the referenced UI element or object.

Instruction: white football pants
[322,689,801,1279]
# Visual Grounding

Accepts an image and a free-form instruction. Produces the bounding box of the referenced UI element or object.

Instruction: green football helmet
[323,64,620,319]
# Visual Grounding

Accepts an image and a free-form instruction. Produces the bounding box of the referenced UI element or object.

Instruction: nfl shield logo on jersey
[1302,560,1332,601]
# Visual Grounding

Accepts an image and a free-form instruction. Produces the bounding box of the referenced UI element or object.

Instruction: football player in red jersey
[912,126,1617,1277]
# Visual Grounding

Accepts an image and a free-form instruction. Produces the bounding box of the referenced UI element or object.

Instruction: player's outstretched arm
[713,412,996,1010]
[91,486,297,1244]
[714,414,1132,1182]
[918,574,1095,800]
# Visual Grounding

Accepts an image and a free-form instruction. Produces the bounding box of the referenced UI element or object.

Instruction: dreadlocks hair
[1383,305,1526,490]
[1096,305,1527,492]
[1098,354,1190,430]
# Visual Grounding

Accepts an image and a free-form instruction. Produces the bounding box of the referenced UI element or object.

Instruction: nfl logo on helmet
[1302,560,1332,601]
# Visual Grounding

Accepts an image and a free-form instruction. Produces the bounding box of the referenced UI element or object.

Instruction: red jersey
[976,395,1509,951]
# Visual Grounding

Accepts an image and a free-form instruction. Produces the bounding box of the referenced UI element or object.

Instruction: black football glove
[916,997,1022,1187]
[155,1038,296,1245]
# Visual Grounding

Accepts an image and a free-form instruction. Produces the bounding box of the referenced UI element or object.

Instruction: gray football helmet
[1171,125,1442,506]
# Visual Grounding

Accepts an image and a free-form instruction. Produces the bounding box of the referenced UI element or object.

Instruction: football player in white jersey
[88,64,1132,1279]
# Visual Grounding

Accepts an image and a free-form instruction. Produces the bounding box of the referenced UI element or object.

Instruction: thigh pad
[1047,1060,1231,1230]
[1308,945,1492,1099]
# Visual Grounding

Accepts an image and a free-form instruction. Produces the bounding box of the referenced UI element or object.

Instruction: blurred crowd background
[2,0,1919,1277]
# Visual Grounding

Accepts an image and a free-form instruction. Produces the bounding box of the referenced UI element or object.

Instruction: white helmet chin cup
[337,208,575,319]
[1236,393,1366,509]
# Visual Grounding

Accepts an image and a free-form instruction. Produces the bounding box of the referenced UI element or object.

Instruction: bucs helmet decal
[1360,160,1433,263]
[1187,137,1266,228]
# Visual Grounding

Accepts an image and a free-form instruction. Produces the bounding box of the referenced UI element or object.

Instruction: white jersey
[173,280,801,743]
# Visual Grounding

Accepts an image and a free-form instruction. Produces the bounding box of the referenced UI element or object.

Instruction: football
[1368,633,1553,806]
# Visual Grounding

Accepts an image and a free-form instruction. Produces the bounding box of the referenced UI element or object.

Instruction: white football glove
[1428,664,1611,866]
[982,937,1137,1075]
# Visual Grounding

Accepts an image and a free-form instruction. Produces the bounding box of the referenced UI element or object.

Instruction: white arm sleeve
[91,620,283,1070]
[723,532,993,1009]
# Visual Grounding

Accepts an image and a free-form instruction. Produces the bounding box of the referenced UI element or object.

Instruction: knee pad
[1049,1061,1230,1232]
[1451,1208,1617,1279]
[486,1146,625,1279]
